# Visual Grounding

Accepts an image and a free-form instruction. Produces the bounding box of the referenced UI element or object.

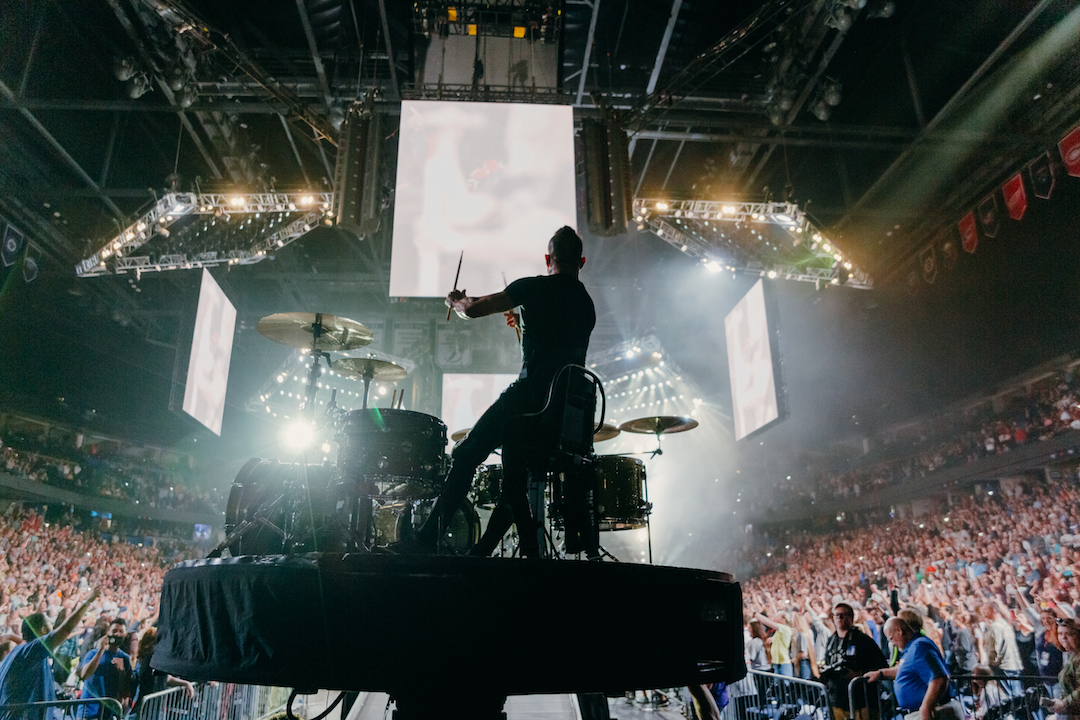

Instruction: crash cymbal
[618,416,699,435]
[450,428,471,442]
[257,312,373,351]
[332,357,408,382]
[593,423,621,442]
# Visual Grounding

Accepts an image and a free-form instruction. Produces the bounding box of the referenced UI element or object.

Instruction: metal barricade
[0,697,124,720]
[722,669,831,720]
[848,673,1057,720]
[138,684,291,720]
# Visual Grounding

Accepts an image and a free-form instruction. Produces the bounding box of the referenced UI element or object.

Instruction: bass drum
[372,497,480,554]
[338,409,448,492]
[595,455,650,531]
[225,459,332,555]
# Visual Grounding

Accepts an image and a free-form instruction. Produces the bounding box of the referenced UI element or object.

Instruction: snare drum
[595,455,649,531]
[338,409,447,489]
[470,464,503,508]
[225,459,332,555]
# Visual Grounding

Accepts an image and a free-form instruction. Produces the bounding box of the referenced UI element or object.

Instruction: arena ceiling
[1,0,1079,447]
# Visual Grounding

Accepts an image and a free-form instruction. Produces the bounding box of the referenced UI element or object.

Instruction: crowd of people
[733,469,1080,720]
[0,507,200,717]
[814,372,1080,502]
[0,427,223,517]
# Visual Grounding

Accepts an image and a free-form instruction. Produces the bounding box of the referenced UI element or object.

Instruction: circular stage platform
[152,553,745,698]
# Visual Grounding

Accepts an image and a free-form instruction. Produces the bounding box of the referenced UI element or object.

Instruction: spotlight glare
[283,420,316,449]
[655,201,669,211]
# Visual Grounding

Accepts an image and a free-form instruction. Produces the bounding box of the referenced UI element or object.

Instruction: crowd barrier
[0,697,123,719]
[138,684,291,720]
[722,669,831,720]
[847,673,1058,720]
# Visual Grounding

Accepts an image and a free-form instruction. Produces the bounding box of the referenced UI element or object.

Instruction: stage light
[284,420,316,449]
[767,270,777,279]
[722,205,736,215]
[321,441,331,453]
[655,201,669,211]
[229,196,245,207]
[822,243,831,252]
[300,195,315,206]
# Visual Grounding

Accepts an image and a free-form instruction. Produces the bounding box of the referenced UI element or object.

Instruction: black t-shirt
[505,273,595,385]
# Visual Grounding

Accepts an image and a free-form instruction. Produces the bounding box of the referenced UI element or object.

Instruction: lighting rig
[247,349,416,438]
[412,1,560,42]
[75,192,335,278]
[587,336,701,431]
[634,198,873,289]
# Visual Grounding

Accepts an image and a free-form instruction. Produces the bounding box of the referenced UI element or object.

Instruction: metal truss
[400,83,568,104]
[635,197,808,227]
[412,1,558,40]
[75,192,334,277]
[644,216,873,290]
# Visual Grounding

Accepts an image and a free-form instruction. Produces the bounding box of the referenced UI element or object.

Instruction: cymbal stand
[360,366,374,409]
[301,313,329,420]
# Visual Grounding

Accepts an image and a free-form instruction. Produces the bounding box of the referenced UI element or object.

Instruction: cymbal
[257,312,373,351]
[332,357,408,382]
[618,416,699,435]
[450,428,471,442]
[593,423,620,443]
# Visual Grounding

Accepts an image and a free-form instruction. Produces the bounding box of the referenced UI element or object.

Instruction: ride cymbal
[332,357,408,382]
[593,424,621,442]
[618,416,699,435]
[257,312,373,351]
[450,428,471,442]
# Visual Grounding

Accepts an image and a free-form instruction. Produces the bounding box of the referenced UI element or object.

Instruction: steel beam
[377,0,401,99]
[294,0,333,106]
[646,0,684,96]
[575,0,602,106]
[0,79,124,220]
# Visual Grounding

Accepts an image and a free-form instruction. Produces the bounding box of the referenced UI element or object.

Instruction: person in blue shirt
[865,617,957,720]
[0,587,99,720]
[76,619,132,720]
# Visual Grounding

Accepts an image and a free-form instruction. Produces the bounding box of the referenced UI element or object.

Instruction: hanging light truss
[76,192,334,277]
[634,197,873,289]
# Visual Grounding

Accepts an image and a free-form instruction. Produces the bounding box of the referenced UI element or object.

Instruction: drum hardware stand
[208,491,289,558]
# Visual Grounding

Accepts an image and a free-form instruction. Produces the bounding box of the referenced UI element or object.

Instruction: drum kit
[216,311,701,560]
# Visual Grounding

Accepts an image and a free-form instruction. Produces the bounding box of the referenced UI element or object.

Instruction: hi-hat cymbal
[618,416,699,435]
[450,428,471,442]
[257,312,373,351]
[332,357,408,382]
[593,423,621,442]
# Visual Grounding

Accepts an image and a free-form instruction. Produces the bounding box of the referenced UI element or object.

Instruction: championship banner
[1002,172,1027,220]
[1059,126,1080,177]
[1029,152,1055,199]
[958,211,978,254]
[978,194,999,238]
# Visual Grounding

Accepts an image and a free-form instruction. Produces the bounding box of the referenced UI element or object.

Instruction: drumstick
[502,271,522,345]
[446,251,463,321]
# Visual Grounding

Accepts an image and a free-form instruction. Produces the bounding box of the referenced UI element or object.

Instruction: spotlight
[229,196,245,207]
[284,420,316,449]
[655,201,669,211]
[128,74,151,99]
[823,80,842,107]
[812,99,831,121]
[299,195,315,206]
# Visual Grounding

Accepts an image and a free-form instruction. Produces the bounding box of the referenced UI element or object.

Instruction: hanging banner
[941,239,958,270]
[1029,153,1055,199]
[1,224,24,268]
[1059,126,1080,177]
[1001,172,1027,220]
[920,245,937,284]
[978,194,1000,238]
[958,211,978,254]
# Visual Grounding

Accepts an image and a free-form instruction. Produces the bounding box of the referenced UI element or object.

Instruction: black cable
[287,690,345,720]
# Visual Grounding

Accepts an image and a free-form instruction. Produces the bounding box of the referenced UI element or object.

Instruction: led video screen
[390,100,577,298]
[182,269,237,436]
[441,373,517,460]
[724,279,787,441]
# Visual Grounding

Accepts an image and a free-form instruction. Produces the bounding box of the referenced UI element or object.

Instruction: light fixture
[655,201,669,211]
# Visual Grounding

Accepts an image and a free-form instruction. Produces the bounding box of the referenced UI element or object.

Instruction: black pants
[419,380,545,553]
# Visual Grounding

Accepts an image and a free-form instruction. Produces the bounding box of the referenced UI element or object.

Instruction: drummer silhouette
[404,226,595,557]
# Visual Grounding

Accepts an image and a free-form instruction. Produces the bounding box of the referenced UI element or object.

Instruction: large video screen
[724,279,787,441]
[441,373,517,460]
[182,269,237,436]
[389,101,577,298]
